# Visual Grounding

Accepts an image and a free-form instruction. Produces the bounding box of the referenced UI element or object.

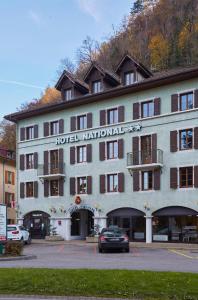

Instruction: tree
[149,34,170,70]
[0,120,16,151]
[131,0,144,15]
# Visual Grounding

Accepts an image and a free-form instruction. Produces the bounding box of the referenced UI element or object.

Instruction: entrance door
[23,211,50,239]
[71,209,94,239]
[122,217,132,239]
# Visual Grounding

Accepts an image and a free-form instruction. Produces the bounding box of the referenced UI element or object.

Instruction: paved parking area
[0,242,198,273]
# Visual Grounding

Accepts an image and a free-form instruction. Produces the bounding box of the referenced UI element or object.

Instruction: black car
[98,227,129,253]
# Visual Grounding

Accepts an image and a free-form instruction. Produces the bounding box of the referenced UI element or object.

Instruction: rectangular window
[77,146,87,163]
[180,92,193,111]
[124,72,134,85]
[142,171,153,190]
[141,135,152,164]
[141,101,154,118]
[179,167,193,188]
[26,153,34,169]
[77,115,87,130]
[107,174,118,192]
[77,177,87,194]
[50,121,59,135]
[107,108,118,125]
[6,171,13,184]
[107,141,118,159]
[179,129,193,150]
[26,126,34,140]
[92,80,102,93]
[50,180,59,196]
[65,89,72,101]
[5,193,14,207]
[50,150,59,173]
[26,182,34,198]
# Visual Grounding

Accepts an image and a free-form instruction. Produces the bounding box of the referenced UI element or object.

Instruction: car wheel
[98,247,102,253]
[125,248,129,253]
[20,237,24,245]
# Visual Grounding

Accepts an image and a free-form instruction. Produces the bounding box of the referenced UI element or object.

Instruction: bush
[5,241,23,256]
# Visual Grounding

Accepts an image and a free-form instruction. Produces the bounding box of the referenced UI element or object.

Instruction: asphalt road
[0,242,198,272]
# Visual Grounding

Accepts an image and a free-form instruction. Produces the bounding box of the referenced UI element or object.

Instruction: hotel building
[5,55,198,243]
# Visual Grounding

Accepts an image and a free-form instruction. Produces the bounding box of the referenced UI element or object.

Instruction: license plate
[110,238,119,241]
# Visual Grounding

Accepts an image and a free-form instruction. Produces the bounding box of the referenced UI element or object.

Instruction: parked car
[7,224,31,244]
[98,227,129,253]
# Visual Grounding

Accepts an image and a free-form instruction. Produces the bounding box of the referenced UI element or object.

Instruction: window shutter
[70,177,76,195]
[87,113,93,128]
[194,89,198,108]
[20,154,25,171]
[12,172,15,185]
[59,119,64,134]
[118,106,125,122]
[44,151,49,175]
[100,110,106,126]
[194,166,198,188]
[5,171,8,184]
[171,94,178,112]
[87,144,92,163]
[133,136,139,165]
[100,175,106,193]
[99,142,105,161]
[133,103,139,120]
[170,131,178,152]
[59,148,64,174]
[152,134,157,163]
[194,127,198,149]
[20,127,25,141]
[70,116,76,131]
[118,139,124,159]
[154,98,161,116]
[20,182,25,199]
[5,192,8,205]
[154,169,160,190]
[70,147,75,165]
[34,181,38,198]
[59,178,64,196]
[133,171,140,191]
[44,180,49,197]
[87,176,92,194]
[34,125,38,139]
[44,122,49,137]
[118,173,124,192]
[34,152,38,169]
[170,168,178,189]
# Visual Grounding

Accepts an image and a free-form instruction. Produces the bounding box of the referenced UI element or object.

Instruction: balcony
[38,163,65,180]
[127,150,163,174]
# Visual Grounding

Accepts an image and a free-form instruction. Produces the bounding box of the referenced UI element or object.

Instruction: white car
[7,224,31,244]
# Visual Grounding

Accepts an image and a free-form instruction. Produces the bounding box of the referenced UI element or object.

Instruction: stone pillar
[145,215,153,243]
[65,217,71,240]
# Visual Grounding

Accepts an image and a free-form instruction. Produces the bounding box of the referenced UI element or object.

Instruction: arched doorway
[71,209,94,239]
[153,206,198,243]
[23,211,50,239]
[107,207,145,241]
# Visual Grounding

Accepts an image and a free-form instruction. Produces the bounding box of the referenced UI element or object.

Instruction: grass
[0,268,197,299]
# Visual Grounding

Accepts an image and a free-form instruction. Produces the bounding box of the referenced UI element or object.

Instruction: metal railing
[38,163,65,177]
[127,149,163,166]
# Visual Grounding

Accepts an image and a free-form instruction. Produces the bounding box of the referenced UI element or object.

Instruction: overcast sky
[0,0,132,121]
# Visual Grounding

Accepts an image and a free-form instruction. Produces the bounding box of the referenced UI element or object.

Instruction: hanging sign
[0,205,7,242]
[56,124,142,145]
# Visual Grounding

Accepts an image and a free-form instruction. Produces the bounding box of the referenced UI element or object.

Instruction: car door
[20,226,29,241]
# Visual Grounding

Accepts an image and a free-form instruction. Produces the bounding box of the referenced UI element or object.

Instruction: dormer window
[65,89,72,101]
[124,72,134,85]
[92,80,102,93]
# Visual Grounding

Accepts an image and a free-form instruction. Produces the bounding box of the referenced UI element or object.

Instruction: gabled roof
[55,70,89,92]
[115,54,153,78]
[84,61,120,85]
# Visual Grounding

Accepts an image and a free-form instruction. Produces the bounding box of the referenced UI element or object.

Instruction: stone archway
[70,209,94,239]
[23,211,50,239]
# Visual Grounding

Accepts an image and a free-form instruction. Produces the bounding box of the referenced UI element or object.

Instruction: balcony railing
[38,163,65,180]
[127,149,163,172]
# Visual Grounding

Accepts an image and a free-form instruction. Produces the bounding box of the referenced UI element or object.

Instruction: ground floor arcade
[19,206,198,243]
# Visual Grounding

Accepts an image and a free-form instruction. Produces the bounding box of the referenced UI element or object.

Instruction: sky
[0,0,133,121]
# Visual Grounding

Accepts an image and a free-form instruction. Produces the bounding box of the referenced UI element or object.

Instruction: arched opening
[153,206,198,243]
[23,211,50,239]
[107,207,145,241]
[71,209,94,239]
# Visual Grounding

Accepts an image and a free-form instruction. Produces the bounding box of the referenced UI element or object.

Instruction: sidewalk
[31,239,198,250]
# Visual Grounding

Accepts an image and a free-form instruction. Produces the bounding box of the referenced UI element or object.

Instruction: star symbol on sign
[135,124,142,131]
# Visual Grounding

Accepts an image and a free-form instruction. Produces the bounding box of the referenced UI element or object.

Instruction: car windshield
[7,226,17,231]
[102,229,123,237]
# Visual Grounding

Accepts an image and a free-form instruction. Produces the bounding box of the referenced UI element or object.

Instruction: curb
[0,255,37,262]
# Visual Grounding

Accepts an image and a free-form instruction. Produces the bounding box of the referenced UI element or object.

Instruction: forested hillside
[1,0,198,150]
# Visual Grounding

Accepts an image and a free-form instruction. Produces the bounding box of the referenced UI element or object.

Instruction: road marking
[169,249,198,259]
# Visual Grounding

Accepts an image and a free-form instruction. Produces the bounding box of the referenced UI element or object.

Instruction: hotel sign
[68,204,96,214]
[56,124,142,145]
[0,205,7,242]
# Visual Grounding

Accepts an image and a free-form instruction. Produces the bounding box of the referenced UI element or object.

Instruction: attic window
[92,80,102,93]
[65,89,72,101]
[124,72,134,85]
